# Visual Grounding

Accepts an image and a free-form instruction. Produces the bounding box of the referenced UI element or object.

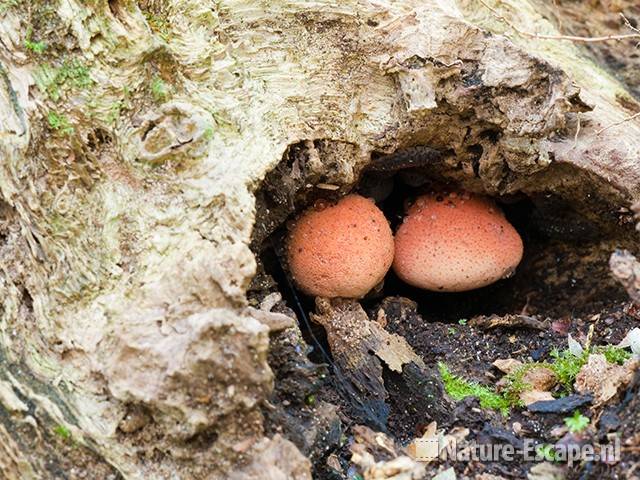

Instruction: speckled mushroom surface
[287,194,394,298]
[393,192,524,292]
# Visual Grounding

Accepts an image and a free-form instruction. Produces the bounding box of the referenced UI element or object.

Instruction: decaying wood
[1,0,640,477]
[312,298,453,431]
[610,250,640,304]
[469,314,547,331]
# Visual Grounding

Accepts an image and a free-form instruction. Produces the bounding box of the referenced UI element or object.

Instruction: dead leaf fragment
[574,354,639,405]
[494,362,556,405]
[229,434,312,480]
[617,327,640,355]
[433,467,457,480]
[312,298,425,374]
[350,425,425,480]
[406,422,439,462]
[527,462,566,480]
[520,389,555,406]
[493,358,523,374]
[522,366,557,391]
[363,456,426,480]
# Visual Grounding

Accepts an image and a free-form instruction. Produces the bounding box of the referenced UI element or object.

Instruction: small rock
[528,394,593,414]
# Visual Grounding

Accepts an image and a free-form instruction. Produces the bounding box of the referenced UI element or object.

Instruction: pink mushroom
[393,192,523,292]
[287,194,394,298]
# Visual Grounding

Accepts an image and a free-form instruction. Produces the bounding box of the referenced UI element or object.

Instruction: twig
[621,13,640,35]
[570,112,581,151]
[596,111,640,135]
[478,0,640,43]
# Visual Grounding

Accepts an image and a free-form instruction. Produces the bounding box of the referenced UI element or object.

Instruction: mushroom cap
[287,194,394,298]
[393,192,523,292]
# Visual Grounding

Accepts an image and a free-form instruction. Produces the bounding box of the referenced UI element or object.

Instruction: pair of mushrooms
[287,192,524,298]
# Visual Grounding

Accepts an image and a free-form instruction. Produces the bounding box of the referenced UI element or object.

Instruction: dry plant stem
[596,111,640,135]
[478,0,640,43]
[570,112,581,150]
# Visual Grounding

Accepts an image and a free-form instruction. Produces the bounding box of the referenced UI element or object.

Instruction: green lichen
[203,124,214,141]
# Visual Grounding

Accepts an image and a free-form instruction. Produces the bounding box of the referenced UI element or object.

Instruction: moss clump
[0,0,20,13]
[151,76,169,102]
[564,410,589,433]
[438,362,511,415]
[34,60,93,100]
[25,29,46,54]
[501,362,551,406]
[549,348,588,393]
[502,344,630,399]
[595,345,632,365]
[144,12,171,41]
[441,341,632,415]
[53,424,71,441]
[47,111,74,135]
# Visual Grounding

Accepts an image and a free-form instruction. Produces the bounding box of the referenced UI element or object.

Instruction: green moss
[203,124,214,141]
[442,338,632,416]
[25,39,46,54]
[564,410,589,433]
[549,348,588,393]
[499,344,630,401]
[25,28,46,54]
[57,60,93,89]
[53,424,71,441]
[34,60,93,100]
[595,345,632,365]
[438,362,511,415]
[0,0,19,13]
[151,76,169,102]
[47,111,74,135]
[502,363,535,406]
[144,12,171,41]
[536,443,561,462]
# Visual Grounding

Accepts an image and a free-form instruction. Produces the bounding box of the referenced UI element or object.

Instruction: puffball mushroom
[287,194,394,298]
[393,192,524,292]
